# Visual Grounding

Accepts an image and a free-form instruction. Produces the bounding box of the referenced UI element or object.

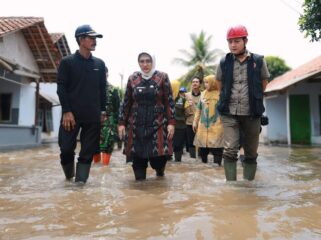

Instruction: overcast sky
[1,0,321,87]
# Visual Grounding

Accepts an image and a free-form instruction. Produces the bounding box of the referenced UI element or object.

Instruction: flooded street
[0,144,321,240]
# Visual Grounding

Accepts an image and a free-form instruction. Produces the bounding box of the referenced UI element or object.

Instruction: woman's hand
[167,125,175,140]
[62,112,76,131]
[118,125,126,140]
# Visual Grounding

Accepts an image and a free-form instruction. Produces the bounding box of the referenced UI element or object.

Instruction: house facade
[0,17,70,149]
[262,55,321,145]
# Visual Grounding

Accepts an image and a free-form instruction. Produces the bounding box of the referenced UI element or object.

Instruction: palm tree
[174,30,223,68]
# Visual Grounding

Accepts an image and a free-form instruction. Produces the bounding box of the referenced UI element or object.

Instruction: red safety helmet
[226,25,248,39]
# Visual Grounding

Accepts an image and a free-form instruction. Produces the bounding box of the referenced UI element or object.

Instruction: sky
[1,0,321,88]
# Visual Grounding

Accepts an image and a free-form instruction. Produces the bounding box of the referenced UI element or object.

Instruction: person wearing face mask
[216,25,270,181]
[118,52,175,181]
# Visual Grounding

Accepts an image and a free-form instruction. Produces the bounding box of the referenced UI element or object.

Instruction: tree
[265,56,291,82]
[298,0,321,42]
[173,30,224,72]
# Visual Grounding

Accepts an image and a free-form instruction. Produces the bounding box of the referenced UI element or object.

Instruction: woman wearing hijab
[193,75,224,166]
[118,52,175,180]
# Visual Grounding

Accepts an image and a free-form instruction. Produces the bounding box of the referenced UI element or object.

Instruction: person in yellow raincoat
[192,75,224,166]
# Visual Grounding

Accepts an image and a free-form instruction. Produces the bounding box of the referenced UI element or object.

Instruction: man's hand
[118,125,126,140]
[62,112,76,131]
[167,125,175,140]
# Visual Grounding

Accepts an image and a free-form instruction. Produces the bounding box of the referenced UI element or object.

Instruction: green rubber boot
[75,163,91,184]
[243,163,257,181]
[189,147,196,158]
[61,162,75,180]
[224,161,237,181]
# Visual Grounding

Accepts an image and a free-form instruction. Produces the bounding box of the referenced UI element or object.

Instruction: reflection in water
[0,144,321,239]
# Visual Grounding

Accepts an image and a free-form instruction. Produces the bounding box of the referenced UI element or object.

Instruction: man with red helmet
[216,25,270,181]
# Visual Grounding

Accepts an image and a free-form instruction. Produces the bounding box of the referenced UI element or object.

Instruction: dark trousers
[132,156,167,170]
[186,125,195,149]
[58,121,100,165]
[173,128,186,152]
[199,147,223,162]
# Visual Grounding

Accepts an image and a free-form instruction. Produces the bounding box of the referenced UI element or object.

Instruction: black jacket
[57,51,106,122]
[217,53,265,117]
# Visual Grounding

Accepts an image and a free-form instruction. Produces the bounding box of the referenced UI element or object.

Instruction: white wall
[52,106,61,137]
[18,80,36,125]
[263,94,288,143]
[40,83,61,137]
[0,32,39,72]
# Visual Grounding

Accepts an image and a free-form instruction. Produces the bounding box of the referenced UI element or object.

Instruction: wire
[280,0,302,15]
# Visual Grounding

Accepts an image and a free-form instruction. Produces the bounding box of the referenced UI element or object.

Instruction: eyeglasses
[139,59,152,64]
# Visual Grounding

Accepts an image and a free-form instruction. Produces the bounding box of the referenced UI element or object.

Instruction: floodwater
[0,144,321,240]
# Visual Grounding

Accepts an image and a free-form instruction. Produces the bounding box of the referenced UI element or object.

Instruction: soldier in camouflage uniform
[93,68,120,165]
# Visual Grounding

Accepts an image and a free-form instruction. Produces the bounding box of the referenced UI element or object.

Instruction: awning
[39,91,60,106]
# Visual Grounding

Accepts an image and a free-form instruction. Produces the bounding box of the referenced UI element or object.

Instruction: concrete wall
[18,81,36,126]
[0,31,39,72]
[262,94,288,143]
[0,125,41,149]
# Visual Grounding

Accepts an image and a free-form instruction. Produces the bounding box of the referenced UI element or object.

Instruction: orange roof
[265,55,321,93]
[0,17,69,82]
[0,17,43,35]
[50,33,71,57]
[50,33,64,43]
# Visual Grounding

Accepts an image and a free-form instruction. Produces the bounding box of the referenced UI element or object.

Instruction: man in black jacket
[216,25,270,181]
[57,25,107,184]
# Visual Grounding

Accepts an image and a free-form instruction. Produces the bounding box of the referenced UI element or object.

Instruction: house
[39,33,71,142]
[0,17,70,149]
[262,55,321,145]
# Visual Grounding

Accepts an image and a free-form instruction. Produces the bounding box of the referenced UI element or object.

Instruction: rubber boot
[102,153,111,166]
[174,150,183,162]
[189,147,196,158]
[243,163,257,181]
[200,152,208,163]
[156,167,165,177]
[132,166,147,181]
[224,161,237,181]
[214,155,222,166]
[75,162,91,184]
[92,153,101,163]
[62,162,75,180]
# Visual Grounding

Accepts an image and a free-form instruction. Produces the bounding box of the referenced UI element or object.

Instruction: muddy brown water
[0,144,321,239]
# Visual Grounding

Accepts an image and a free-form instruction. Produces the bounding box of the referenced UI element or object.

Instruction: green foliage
[173,30,224,68]
[114,86,124,100]
[298,0,321,42]
[265,56,291,82]
[173,30,224,90]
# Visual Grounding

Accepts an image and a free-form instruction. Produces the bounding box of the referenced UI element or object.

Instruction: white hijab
[138,52,156,80]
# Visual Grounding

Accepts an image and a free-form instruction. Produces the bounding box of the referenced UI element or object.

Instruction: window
[0,93,12,122]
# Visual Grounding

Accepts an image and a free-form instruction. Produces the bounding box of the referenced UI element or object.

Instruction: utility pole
[119,72,124,90]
